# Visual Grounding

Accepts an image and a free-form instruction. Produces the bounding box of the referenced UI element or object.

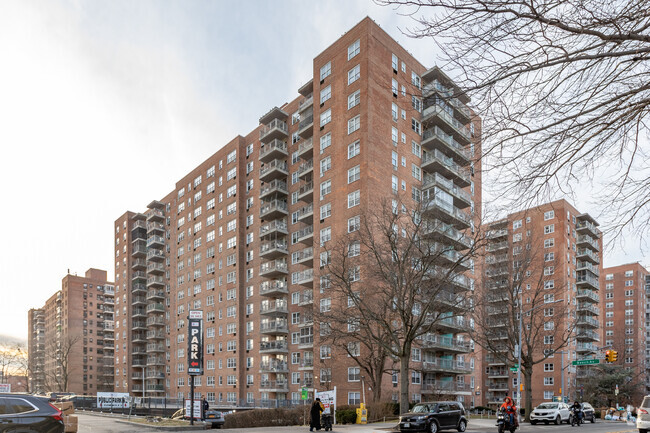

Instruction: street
[76,413,639,433]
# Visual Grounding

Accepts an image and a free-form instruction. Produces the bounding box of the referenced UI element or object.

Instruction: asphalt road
[76,413,638,433]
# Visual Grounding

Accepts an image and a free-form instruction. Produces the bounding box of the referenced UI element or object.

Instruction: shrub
[223,407,304,429]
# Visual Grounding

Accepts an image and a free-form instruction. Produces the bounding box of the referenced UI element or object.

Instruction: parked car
[636,395,650,433]
[204,410,225,429]
[580,402,596,423]
[530,402,571,425]
[0,393,64,433]
[399,401,468,433]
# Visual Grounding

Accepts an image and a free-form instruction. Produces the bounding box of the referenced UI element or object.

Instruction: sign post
[188,311,204,425]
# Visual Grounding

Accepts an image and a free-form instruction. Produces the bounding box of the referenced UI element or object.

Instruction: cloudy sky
[0,0,646,342]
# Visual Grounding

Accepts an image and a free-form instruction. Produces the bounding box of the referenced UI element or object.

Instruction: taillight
[639,409,648,415]
[48,403,63,422]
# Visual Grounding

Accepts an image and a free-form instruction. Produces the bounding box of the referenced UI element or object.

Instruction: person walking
[310,398,324,431]
[202,398,209,421]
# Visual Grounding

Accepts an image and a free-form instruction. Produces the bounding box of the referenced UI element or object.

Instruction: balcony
[298,314,314,328]
[422,80,472,123]
[577,303,599,315]
[131,295,147,306]
[132,308,146,318]
[299,335,314,349]
[422,173,472,208]
[146,208,164,222]
[132,220,147,231]
[485,356,506,366]
[260,219,288,238]
[259,159,289,183]
[260,259,288,277]
[293,269,314,287]
[576,315,599,328]
[295,225,314,245]
[298,181,314,202]
[146,235,165,248]
[487,369,510,378]
[422,335,471,353]
[146,343,165,353]
[146,275,165,288]
[259,179,288,200]
[259,360,288,373]
[422,196,471,229]
[146,303,165,313]
[296,203,313,223]
[576,248,600,264]
[486,254,508,265]
[147,221,165,233]
[260,300,288,316]
[576,342,598,353]
[577,272,599,290]
[260,280,288,297]
[421,220,472,250]
[292,247,313,265]
[297,138,313,159]
[298,290,314,306]
[576,260,599,277]
[300,359,314,370]
[298,94,313,113]
[576,289,599,303]
[132,283,147,294]
[260,319,288,335]
[422,150,471,188]
[576,328,600,341]
[146,330,165,339]
[260,119,288,143]
[298,112,314,138]
[435,291,472,311]
[435,316,471,333]
[297,160,314,180]
[485,381,509,392]
[259,139,288,163]
[132,320,147,330]
[147,249,165,262]
[132,258,146,270]
[132,333,147,343]
[259,380,289,392]
[132,270,147,282]
[259,239,288,259]
[146,289,165,301]
[487,228,508,240]
[132,242,147,258]
[146,316,165,327]
[421,125,472,165]
[576,220,599,237]
[260,199,288,220]
[421,103,471,144]
[147,262,165,275]
[259,340,288,354]
[422,358,472,374]
[577,235,600,251]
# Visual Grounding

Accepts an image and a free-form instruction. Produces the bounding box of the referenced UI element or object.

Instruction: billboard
[188,310,203,375]
[316,388,336,416]
[97,392,130,408]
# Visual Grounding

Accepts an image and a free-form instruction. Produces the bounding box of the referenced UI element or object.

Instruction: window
[348,190,360,208]
[544,377,554,385]
[411,164,421,181]
[320,203,331,220]
[348,216,360,233]
[348,89,361,109]
[348,115,360,134]
[543,335,554,344]
[348,165,360,183]
[392,127,398,145]
[320,227,331,244]
[320,133,331,154]
[320,85,331,104]
[391,53,398,70]
[544,210,554,220]
[391,78,398,96]
[320,109,332,127]
[544,224,555,234]
[392,103,398,120]
[348,392,361,405]
[411,118,421,135]
[513,220,522,229]
[544,363,554,371]
[320,156,332,175]
[412,141,421,158]
[320,180,332,197]
[411,72,421,88]
[544,252,554,261]
[348,241,360,257]
[544,280,554,289]
[625,280,634,286]
[348,39,360,60]
[320,62,331,81]
[348,140,360,159]
[544,238,555,248]
[348,65,360,85]
[412,96,422,112]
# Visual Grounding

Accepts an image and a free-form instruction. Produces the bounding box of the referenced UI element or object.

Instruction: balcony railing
[422,126,472,161]
[422,150,471,186]
[422,172,472,204]
[259,119,288,140]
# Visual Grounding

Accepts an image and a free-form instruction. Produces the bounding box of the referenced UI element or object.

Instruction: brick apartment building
[601,263,649,396]
[480,200,603,408]
[28,268,115,395]
[112,17,484,407]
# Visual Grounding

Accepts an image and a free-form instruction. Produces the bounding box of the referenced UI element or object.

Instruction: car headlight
[416,416,427,420]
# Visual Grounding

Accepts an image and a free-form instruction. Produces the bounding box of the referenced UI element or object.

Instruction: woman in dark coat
[309,398,324,431]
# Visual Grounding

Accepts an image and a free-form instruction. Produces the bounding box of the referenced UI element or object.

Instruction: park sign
[188,310,204,375]
[572,359,600,366]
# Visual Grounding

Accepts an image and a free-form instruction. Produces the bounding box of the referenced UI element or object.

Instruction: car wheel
[555,415,561,425]
[590,415,595,423]
[429,420,439,433]
[639,429,647,433]
[457,419,467,432]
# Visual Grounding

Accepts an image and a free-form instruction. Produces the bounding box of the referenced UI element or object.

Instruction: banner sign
[184,399,202,419]
[0,384,10,392]
[97,392,130,408]
[188,310,204,375]
[316,389,336,416]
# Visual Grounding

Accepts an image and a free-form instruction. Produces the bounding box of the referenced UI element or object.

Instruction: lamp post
[360,375,366,405]
[517,298,564,415]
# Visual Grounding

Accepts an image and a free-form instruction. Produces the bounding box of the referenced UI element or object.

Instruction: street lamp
[517,298,564,415]
[360,375,366,405]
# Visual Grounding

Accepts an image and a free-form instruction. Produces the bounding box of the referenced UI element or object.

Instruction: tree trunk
[524,369,533,422]
[400,354,410,414]
[372,369,383,402]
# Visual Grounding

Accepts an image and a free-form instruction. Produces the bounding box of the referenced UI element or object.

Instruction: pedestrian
[310,398,324,431]
[202,398,209,421]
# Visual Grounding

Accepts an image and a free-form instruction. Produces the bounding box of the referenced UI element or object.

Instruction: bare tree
[44,335,79,392]
[321,194,482,413]
[473,224,577,421]
[378,0,650,242]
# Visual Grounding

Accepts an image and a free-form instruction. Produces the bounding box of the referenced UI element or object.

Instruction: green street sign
[510,367,519,372]
[572,359,600,366]
[301,387,308,400]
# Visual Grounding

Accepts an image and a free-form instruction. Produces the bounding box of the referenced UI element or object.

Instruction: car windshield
[537,403,558,409]
[642,398,650,409]
[412,404,432,413]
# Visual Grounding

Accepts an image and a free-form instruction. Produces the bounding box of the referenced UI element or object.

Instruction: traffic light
[611,350,618,362]
[605,350,612,362]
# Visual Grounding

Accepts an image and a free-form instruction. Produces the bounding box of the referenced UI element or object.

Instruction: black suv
[399,401,468,433]
[0,394,64,433]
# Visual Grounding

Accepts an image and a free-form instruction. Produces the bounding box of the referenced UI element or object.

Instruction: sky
[0,0,646,342]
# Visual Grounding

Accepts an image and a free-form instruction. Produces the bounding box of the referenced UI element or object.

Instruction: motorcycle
[497,408,517,433]
[570,408,583,427]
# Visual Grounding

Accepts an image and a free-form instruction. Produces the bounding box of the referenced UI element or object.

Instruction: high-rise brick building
[480,200,603,408]
[113,17,482,406]
[601,262,649,397]
[28,269,115,395]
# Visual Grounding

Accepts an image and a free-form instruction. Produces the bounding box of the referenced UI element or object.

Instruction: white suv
[637,396,650,433]
[530,402,571,425]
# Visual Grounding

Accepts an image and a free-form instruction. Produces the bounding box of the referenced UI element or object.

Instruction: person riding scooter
[500,396,518,428]
[570,401,583,425]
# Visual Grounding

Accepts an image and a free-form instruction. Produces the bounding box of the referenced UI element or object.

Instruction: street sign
[572,359,600,366]
[187,310,204,375]
[510,367,519,372]
[301,387,308,400]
